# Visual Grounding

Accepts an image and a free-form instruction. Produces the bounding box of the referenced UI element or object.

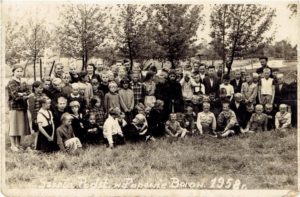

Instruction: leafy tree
[210,4,276,74]
[57,4,109,70]
[113,5,148,70]
[5,20,24,66]
[151,4,204,68]
[5,16,51,78]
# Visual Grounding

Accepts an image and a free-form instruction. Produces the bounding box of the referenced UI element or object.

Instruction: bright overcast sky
[4,0,299,46]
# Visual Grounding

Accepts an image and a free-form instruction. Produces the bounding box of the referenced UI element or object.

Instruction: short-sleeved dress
[7,78,31,136]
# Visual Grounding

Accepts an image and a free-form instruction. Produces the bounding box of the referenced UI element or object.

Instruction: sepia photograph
[0,0,299,196]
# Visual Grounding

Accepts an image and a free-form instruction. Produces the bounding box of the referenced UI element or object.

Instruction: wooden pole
[49,61,55,76]
[40,59,43,80]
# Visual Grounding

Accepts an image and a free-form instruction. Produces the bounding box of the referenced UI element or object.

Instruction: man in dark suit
[203,65,221,97]
[198,63,208,83]
[274,73,289,110]
[230,70,243,93]
[229,93,247,129]
[256,56,273,77]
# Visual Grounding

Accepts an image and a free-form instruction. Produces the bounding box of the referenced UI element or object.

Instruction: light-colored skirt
[9,110,31,136]
[64,137,82,152]
[144,96,156,108]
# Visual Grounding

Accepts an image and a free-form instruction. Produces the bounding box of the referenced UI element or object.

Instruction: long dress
[36,110,59,152]
[7,78,31,136]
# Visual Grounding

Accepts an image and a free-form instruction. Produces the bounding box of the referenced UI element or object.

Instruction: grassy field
[5,128,297,190]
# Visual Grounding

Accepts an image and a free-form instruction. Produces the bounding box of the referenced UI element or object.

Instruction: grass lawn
[4,128,297,190]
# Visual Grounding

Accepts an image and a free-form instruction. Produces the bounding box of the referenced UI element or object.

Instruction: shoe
[208,133,218,138]
[10,146,19,152]
[16,145,25,151]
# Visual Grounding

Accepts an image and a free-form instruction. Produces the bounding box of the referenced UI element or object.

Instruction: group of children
[6,57,295,153]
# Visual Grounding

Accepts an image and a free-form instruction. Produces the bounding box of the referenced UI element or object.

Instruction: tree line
[5,4,297,75]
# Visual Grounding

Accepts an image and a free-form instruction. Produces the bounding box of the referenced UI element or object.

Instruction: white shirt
[37,108,54,127]
[103,115,123,144]
[220,84,234,96]
[260,78,274,95]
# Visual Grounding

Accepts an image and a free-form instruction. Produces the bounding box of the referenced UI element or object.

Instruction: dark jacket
[230,79,243,93]
[203,76,221,96]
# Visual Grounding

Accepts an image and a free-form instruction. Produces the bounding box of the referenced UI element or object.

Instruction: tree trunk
[85,49,88,70]
[40,59,43,80]
[33,58,36,81]
[128,40,133,71]
[82,54,85,71]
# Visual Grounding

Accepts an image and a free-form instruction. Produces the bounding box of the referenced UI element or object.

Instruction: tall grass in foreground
[5,128,297,189]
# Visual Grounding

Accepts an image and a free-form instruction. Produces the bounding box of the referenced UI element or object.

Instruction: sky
[3,1,299,46]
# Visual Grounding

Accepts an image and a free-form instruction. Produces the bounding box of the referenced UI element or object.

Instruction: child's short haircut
[259,56,268,61]
[203,102,210,108]
[234,93,242,99]
[223,74,230,80]
[109,107,120,116]
[52,78,62,86]
[120,77,130,87]
[169,113,177,119]
[39,96,51,106]
[60,112,73,123]
[255,104,264,110]
[87,112,96,120]
[71,83,80,89]
[263,68,271,73]
[90,96,101,107]
[222,101,230,108]
[252,73,259,78]
[69,100,80,108]
[208,65,215,70]
[277,73,284,79]
[32,81,43,92]
[57,96,67,103]
[279,104,288,109]
[265,103,273,109]
[108,81,118,88]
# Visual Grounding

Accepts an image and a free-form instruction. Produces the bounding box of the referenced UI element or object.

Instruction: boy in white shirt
[219,74,234,101]
[258,68,275,105]
[103,107,125,148]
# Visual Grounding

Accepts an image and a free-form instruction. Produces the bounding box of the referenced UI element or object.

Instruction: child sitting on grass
[196,102,217,136]
[85,113,103,144]
[165,113,188,138]
[264,103,276,131]
[217,102,239,137]
[69,101,85,143]
[183,106,197,134]
[275,104,291,132]
[103,107,125,149]
[56,113,82,153]
[245,104,268,133]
